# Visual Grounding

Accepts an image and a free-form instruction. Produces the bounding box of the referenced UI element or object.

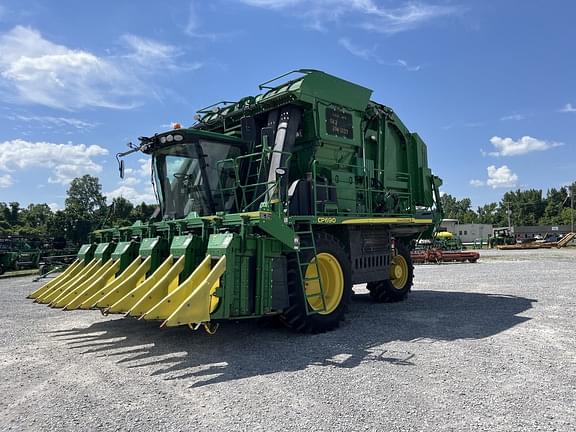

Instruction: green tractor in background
[489,227,516,248]
[0,237,41,275]
[30,70,443,334]
[433,231,463,251]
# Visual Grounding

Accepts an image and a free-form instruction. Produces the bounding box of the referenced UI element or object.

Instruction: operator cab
[143,130,247,219]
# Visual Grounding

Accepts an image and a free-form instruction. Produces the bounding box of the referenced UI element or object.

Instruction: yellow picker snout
[27,243,96,301]
[100,235,227,328]
[29,235,227,330]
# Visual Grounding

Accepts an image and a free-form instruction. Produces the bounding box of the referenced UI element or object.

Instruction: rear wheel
[367,242,413,303]
[281,232,352,333]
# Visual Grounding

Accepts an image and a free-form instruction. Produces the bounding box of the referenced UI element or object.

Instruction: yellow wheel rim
[390,254,409,289]
[304,253,344,315]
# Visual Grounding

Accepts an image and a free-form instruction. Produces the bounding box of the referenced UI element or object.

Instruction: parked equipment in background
[412,231,479,264]
[489,227,516,248]
[497,232,575,250]
[29,70,443,334]
[0,237,41,275]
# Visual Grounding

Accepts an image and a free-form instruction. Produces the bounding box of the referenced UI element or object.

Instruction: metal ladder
[295,224,327,314]
[242,141,268,210]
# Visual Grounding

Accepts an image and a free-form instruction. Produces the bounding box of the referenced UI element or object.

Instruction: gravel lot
[1,248,575,431]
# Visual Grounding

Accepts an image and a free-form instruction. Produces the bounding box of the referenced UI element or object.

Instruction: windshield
[153,140,242,218]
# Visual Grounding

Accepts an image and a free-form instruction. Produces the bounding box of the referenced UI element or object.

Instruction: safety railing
[216,149,292,212]
[309,159,414,217]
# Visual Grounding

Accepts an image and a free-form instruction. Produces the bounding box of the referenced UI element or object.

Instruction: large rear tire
[281,232,352,333]
[367,242,413,303]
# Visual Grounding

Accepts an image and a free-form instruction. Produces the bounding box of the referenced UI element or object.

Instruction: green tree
[47,210,67,240]
[0,203,10,235]
[501,189,545,226]
[64,175,107,244]
[477,202,498,224]
[540,187,568,225]
[21,204,54,233]
[6,202,21,226]
[108,197,134,227]
[131,202,157,222]
[440,194,478,223]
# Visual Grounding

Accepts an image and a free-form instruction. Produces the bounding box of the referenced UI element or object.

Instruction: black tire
[367,242,414,303]
[281,231,352,333]
[0,264,4,275]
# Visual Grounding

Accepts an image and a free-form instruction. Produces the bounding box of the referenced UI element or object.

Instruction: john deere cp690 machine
[29,70,442,333]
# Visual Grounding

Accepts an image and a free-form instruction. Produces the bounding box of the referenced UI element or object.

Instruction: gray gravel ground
[1,248,575,431]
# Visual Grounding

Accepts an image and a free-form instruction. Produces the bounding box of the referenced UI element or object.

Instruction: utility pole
[507,202,512,230]
[571,185,574,233]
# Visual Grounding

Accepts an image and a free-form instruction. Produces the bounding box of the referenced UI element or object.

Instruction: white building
[440,219,493,243]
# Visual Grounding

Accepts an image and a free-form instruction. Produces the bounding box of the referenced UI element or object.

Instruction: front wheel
[367,242,414,303]
[281,232,352,333]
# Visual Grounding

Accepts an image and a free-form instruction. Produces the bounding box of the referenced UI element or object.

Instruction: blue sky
[0,0,574,210]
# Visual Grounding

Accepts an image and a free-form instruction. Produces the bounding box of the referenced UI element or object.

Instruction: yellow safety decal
[341,217,433,224]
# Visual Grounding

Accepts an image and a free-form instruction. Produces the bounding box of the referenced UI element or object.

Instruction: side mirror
[119,159,125,179]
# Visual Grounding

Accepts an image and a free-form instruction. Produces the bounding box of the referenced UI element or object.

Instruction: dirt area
[1,248,574,431]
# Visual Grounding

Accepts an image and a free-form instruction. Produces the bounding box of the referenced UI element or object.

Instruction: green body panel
[76,243,96,264]
[93,242,115,262]
[110,241,139,272]
[138,237,169,273]
[207,232,284,320]
[169,234,206,280]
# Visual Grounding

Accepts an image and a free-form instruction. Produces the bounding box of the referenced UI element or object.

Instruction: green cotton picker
[29,70,443,334]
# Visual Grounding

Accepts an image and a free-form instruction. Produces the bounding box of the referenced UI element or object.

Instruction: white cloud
[488,135,563,156]
[338,37,376,61]
[6,114,97,130]
[338,38,421,71]
[239,1,460,34]
[0,26,139,110]
[105,185,156,204]
[137,158,152,178]
[0,139,108,184]
[0,26,193,110]
[120,176,140,186]
[470,165,519,189]
[396,59,421,72]
[120,34,203,72]
[486,165,518,189]
[500,113,525,121]
[184,1,230,40]
[47,202,60,212]
[0,173,13,188]
[559,103,576,113]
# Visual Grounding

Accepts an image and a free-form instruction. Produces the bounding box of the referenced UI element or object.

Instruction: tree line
[0,175,156,246]
[441,183,575,227]
[1,175,574,247]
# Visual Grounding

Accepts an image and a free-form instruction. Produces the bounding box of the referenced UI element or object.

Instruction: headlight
[160,136,166,144]
[166,135,174,143]
[174,134,184,142]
